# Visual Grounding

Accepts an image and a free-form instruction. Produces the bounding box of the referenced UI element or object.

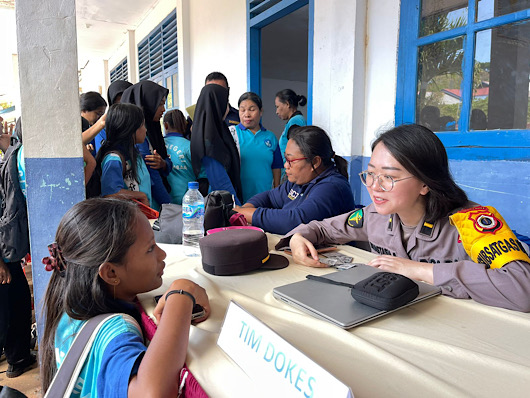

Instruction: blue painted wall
[26,157,85,338]
[348,156,530,238]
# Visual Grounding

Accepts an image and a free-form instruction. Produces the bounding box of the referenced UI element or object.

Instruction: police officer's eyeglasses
[284,156,308,167]
[358,171,414,192]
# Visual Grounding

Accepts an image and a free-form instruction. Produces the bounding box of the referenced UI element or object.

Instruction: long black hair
[163,109,191,139]
[96,103,145,182]
[40,198,141,392]
[289,125,349,179]
[372,124,468,221]
[275,89,307,108]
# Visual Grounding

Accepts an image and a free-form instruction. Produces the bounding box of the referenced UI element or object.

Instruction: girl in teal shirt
[163,109,206,204]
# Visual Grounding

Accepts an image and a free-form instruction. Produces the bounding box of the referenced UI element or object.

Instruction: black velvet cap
[199,229,289,276]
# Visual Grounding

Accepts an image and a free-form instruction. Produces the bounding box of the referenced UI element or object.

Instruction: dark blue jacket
[247,166,355,235]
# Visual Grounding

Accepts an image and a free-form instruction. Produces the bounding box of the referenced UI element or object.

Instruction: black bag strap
[44,313,122,397]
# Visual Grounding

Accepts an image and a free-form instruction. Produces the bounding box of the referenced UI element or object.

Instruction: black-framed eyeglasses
[359,171,414,192]
[284,156,308,167]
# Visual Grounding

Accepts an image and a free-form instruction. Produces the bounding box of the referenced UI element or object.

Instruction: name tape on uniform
[217,301,353,398]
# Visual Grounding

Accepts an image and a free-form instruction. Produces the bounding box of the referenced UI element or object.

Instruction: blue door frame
[247,0,314,123]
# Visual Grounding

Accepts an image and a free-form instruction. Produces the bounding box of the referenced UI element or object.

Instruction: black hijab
[191,84,242,200]
[121,81,169,159]
[107,80,132,106]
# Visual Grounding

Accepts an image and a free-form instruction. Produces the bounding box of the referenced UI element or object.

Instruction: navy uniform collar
[165,132,185,138]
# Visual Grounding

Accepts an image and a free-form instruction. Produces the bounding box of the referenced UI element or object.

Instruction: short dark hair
[237,92,263,110]
[275,89,307,108]
[372,124,468,221]
[289,125,348,179]
[205,71,229,87]
[80,91,107,112]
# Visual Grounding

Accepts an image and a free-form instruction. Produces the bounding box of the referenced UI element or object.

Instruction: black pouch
[350,272,419,311]
[204,190,235,232]
[153,203,183,244]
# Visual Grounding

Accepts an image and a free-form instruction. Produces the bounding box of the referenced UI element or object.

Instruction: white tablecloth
[137,235,530,398]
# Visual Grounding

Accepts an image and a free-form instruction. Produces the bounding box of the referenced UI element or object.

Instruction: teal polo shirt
[164,132,206,205]
[233,124,283,203]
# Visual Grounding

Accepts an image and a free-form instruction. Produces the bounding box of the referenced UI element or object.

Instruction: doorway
[248,0,312,138]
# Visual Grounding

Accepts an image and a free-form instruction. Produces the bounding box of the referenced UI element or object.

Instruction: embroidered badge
[264,139,272,148]
[450,205,530,269]
[347,209,364,228]
[464,206,503,234]
[287,189,299,201]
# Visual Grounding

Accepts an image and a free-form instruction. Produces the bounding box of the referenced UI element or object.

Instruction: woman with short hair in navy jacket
[235,125,355,235]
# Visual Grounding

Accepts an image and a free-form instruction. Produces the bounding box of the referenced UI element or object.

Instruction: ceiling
[76,0,161,65]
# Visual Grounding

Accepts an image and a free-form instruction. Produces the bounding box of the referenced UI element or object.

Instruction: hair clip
[42,242,66,277]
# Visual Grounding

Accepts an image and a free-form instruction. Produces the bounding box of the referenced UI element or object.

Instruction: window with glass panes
[396,0,530,159]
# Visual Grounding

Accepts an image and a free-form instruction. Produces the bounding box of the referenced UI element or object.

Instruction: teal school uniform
[279,113,307,164]
[164,132,206,205]
[55,313,145,398]
[101,152,153,207]
[232,124,283,203]
[16,144,26,198]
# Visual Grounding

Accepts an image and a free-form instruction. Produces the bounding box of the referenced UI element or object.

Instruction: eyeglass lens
[360,172,394,191]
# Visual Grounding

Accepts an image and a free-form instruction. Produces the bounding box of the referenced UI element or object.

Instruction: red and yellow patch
[450,206,529,269]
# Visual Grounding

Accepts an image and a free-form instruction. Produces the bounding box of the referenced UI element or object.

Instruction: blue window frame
[110,58,128,83]
[247,0,314,122]
[396,1,530,160]
[138,10,178,109]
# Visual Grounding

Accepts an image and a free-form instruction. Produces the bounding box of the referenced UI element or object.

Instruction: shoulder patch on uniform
[347,209,364,228]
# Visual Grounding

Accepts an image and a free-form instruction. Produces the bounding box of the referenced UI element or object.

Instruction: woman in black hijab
[88,80,133,155]
[191,84,243,204]
[107,80,132,106]
[121,81,172,207]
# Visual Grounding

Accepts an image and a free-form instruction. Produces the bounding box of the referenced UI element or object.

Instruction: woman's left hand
[368,255,434,284]
[145,150,166,170]
[233,205,255,224]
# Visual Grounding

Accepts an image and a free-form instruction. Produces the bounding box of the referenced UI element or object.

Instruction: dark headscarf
[191,84,242,200]
[107,80,132,106]
[121,81,169,159]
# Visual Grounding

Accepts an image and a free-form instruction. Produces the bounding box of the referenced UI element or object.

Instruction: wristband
[165,289,196,307]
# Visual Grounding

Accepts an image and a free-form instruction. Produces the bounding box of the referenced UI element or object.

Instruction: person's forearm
[81,119,105,145]
[129,282,196,397]
[105,190,149,206]
[273,169,281,188]
[83,147,96,185]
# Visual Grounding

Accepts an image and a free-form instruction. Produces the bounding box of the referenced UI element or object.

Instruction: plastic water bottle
[182,181,205,257]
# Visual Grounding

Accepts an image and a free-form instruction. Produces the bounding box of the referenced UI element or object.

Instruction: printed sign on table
[218,301,353,398]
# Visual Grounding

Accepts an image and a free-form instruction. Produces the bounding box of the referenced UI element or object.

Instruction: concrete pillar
[15,0,85,338]
[103,59,110,98]
[128,30,138,83]
[312,0,366,204]
[177,0,192,113]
